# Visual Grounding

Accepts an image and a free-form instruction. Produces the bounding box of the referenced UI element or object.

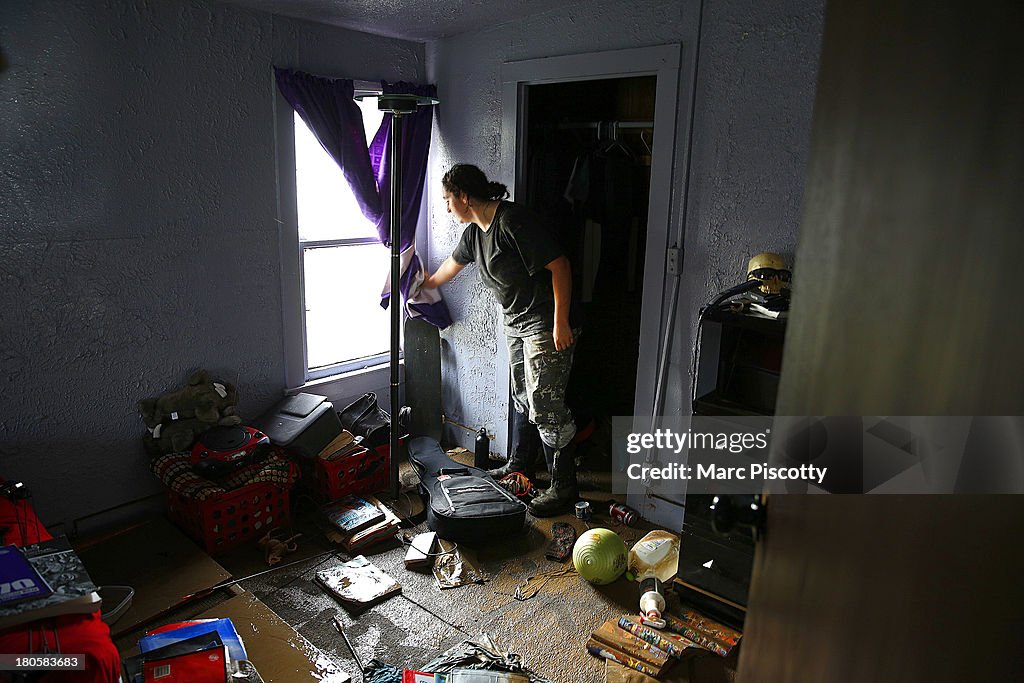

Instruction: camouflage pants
[507,329,580,449]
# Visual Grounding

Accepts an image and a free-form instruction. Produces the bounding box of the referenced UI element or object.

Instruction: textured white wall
[0,0,424,527]
[426,0,825,452]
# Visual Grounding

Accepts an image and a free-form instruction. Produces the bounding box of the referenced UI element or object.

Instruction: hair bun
[489,181,510,200]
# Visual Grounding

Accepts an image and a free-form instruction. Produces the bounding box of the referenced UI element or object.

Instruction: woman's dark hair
[441,164,509,201]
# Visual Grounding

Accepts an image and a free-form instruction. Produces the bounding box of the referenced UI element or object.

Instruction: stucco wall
[426,0,824,451]
[0,0,423,527]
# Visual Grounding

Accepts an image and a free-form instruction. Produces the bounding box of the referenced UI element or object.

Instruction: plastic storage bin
[166,479,292,554]
[315,445,390,501]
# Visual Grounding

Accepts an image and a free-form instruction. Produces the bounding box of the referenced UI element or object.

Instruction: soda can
[609,501,637,526]
[575,501,591,520]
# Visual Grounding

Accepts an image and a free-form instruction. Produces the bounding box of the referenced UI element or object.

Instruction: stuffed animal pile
[139,369,241,454]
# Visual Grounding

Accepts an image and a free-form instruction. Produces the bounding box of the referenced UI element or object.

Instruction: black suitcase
[254,393,343,459]
[407,437,527,542]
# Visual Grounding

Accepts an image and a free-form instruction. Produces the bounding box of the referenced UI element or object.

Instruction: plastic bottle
[632,533,676,569]
[474,428,490,469]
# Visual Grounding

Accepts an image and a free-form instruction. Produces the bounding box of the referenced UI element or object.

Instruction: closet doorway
[523,77,655,422]
[500,45,685,478]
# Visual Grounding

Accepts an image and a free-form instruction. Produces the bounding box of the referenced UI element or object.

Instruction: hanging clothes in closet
[528,122,648,303]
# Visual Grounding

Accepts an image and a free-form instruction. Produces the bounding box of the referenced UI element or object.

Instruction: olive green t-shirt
[451,201,565,337]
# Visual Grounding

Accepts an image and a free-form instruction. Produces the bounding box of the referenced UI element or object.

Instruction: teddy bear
[139,369,242,455]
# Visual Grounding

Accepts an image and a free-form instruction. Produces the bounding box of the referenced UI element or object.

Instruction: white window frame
[274,78,397,390]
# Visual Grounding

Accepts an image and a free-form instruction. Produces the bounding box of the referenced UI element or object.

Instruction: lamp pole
[370,93,438,500]
[387,108,404,501]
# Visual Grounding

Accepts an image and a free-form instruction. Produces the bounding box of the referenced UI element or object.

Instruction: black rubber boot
[528,442,578,517]
[487,410,540,480]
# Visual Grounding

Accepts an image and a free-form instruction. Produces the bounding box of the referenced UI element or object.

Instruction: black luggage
[407,437,527,542]
[338,392,391,450]
[254,393,342,459]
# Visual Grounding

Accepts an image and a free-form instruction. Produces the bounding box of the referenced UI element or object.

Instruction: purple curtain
[274,68,451,328]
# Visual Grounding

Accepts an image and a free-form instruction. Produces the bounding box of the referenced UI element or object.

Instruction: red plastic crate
[166,480,292,554]
[315,445,390,501]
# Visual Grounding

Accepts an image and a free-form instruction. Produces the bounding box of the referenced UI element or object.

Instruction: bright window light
[303,243,392,369]
[294,98,396,376]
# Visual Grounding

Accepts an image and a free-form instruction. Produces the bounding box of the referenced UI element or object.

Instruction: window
[294,97,399,380]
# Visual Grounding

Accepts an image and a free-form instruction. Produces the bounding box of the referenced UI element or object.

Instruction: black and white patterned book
[0,536,101,629]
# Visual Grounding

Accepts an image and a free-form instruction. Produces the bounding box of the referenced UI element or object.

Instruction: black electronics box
[681,307,786,631]
[675,494,754,631]
[255,392,343,459]
[693,308,786,416]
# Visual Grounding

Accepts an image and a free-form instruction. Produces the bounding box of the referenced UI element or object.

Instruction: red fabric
[0,489,120,683]
[0,490,53,546]
[0,612,122,683]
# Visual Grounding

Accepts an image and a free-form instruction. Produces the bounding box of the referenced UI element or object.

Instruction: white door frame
[499,45,687,522]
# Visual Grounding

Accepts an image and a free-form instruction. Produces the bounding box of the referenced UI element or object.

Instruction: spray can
[474,428,490,470]
[609,500,638,526]
[638,576,667,629]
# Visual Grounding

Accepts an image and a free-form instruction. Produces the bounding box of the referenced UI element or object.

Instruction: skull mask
[746,252,792,295]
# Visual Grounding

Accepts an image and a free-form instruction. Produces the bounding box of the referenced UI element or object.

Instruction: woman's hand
[553,319,574,351]
[422,257,466,289]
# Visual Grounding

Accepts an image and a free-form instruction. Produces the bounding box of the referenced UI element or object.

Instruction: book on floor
[604,659,660,683]
[142,645,230,683]
[402,672,434,683]
[585,639,663,678]
[0,536,101,630]
[316,555,401,608]
[343,497,401,553]
[323,495,386,534]
[403,531,437,569]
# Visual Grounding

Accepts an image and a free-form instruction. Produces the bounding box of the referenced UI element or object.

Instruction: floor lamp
[358,92,439,499]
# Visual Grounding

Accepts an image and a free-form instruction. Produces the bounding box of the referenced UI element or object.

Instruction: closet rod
[549,120,653,130]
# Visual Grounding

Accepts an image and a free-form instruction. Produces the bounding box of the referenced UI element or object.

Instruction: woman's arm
[422,256,466,289]
[545,255,574,351]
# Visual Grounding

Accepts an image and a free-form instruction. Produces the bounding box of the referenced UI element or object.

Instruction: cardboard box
[75,517,231,637]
